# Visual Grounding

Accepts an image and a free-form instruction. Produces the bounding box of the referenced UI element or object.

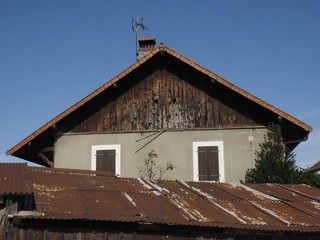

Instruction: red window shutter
[198,146,219,181]
[96,149,116,173]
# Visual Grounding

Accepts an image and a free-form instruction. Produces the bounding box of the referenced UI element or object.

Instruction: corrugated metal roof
[0,163,31,195]
[245,183,314,202]
[1,164,320,233]
[280,184,320,202]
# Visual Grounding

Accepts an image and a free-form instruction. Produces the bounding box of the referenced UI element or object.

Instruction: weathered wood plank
[70,68,260,133]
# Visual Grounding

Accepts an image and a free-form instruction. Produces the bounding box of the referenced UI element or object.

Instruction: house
[1,163,320,239]
[305,161,320,173]
[6,38,312,182]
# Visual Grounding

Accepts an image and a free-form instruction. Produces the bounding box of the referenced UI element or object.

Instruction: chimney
[137,37,156,60]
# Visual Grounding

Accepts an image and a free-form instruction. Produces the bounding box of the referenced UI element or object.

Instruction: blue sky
[1,0,319,169]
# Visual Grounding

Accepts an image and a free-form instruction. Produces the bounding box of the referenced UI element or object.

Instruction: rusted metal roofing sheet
[183,181,240,200]
[0,163,31,195]
[214,200,284,225]
[211,183,279,201]
[280,184,320,201]
[2,164,320,233]
[139,179,202,198]
[253,200,320,226]
[286,201,320,220]
[168,197,240,224]
[245,183,314,202]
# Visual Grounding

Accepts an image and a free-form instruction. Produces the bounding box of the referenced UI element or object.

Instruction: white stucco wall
[54,128,268,183]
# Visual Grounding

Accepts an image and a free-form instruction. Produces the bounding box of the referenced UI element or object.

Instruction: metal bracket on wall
[135,130,166,154]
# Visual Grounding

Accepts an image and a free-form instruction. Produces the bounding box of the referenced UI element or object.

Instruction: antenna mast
[131,17,149,59]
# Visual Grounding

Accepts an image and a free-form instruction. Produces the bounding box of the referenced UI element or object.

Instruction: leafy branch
[138,150,174,180]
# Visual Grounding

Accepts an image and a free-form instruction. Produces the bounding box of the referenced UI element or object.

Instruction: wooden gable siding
[70,66,260,133]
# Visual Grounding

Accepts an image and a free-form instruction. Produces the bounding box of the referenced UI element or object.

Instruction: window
[193,141,224,182]
[91,145,121,175]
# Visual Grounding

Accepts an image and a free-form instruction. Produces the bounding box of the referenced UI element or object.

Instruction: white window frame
[193,141,225,182]
[91,145,121,176]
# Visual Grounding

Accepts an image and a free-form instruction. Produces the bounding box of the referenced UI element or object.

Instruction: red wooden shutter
[96,149,116,173]
[198,146,219,181]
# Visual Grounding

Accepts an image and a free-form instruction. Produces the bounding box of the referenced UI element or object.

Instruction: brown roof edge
[6,43,312,157]
[26,166,116,177]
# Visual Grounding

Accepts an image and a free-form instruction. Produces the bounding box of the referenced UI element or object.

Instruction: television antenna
[132,17,149,58]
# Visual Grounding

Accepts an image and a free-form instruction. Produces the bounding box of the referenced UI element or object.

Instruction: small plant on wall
[138,149,174,180]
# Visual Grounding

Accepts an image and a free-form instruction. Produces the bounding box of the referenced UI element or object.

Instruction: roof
[2,163,320,233]
[6,43,312,164]
[305,161,320,173]
[0,163,31,195]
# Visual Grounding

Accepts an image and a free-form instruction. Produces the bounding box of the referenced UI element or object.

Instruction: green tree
[244,124,302,184]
